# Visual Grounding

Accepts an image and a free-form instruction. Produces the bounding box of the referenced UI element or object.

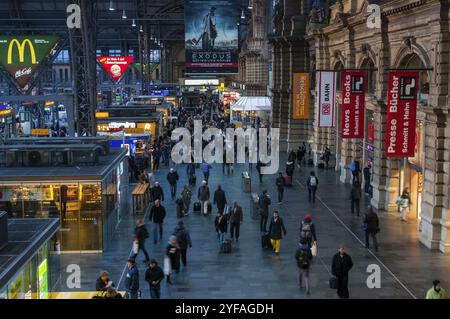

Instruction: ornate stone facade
[271,0,450,252]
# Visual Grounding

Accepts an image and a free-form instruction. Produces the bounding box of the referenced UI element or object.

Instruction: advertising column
[340,71,366,138]
[185,0,239,74]
[385,71,419,158]
[315,71,336,127]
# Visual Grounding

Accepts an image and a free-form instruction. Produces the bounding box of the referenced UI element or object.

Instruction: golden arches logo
[7,39,37,65]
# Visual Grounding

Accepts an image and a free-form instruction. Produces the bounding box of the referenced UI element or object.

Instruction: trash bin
[242,171,251,193]
[250,193,259,220]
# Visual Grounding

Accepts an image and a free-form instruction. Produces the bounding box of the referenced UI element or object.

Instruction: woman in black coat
[268,211,287,255]
[215,211,228,244]
[165,235,180,285]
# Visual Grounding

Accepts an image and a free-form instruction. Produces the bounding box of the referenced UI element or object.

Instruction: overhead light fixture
[122,9,127,19]
[131,19,136,27]
[139,25,143,33]
[237,21,240,26]
[241,9,245,19]
[248,0,253,9]
[109,0,115,11]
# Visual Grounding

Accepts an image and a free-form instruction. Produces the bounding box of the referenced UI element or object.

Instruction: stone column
[420,110,449,251]
[271,42,282,129]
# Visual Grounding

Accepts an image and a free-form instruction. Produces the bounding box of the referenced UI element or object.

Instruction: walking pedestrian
[131,219,150,263]
[331,244,353,299]
[201,161,212,182]
[149,200,166,244]
[186,162,196,184]
[363,206,379,251]
[96,271,113,292]
[181,185,192,215]
[173,221,192,268]
[197,180,211,216]
[256,160,265,183]
[350,180,362,216]
[349,159,361,183]
[145,259,165,299]
[167,168,179,199]
[398,188,411,222]
[363,163,372,195]
[228,201,243,242]
[215,211,228,250]
[165,236,180,285]
[151,181,164,202]
[213,185,227,213]
[323,147,331,169]
[299,213,317,248]
[295,239,313,294]
[152,147,161,172]
[258,190,271,232]
[307,171,319,205]
[426,280,446,299]
[268,211,287,256]
[124,259,139,299]
[275,172,285,203]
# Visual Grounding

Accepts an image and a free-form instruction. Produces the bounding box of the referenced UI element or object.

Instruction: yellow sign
[125,128,145,135]
[0,109,12,116]
[95,112,109,118]
[31,129,49,136]
[293,73,310,120]
[8,39,36,64]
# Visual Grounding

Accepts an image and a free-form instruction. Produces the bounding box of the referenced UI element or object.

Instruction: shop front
[0,149,128,253]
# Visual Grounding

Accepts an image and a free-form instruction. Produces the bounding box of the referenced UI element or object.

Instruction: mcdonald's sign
[0,36,59,88]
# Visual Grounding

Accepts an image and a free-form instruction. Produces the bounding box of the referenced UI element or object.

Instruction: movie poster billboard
[292,73,310,120]
[0,36,59,88]
[341,71,366,138]
[97,56,134,83]
[315,71,336,127]
[385,71,419,158]
[185,0,238,74]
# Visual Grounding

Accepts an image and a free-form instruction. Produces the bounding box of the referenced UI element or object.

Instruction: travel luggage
[283,175,293,187]
[222,239,232,253]
[308,159,314,166]
[329,276,338,289]
[193,202,201,214]
[318,163,325,169]
[207,202,212,214]
[261,233,272,249]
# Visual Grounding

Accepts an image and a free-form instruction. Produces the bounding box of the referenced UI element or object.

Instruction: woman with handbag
[398,188,411,222]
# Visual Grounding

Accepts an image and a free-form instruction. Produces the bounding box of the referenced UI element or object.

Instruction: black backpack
[297,249,310,269]
[300,222,312,241]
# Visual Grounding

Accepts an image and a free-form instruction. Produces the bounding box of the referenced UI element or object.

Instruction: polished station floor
[51,155,450,299]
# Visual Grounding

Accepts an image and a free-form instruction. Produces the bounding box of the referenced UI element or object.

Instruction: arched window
[334,61,344,91]
[398,53,429,106]
[360,58,376,94]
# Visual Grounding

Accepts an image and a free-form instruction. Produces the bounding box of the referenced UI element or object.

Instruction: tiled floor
[50,155,450,299]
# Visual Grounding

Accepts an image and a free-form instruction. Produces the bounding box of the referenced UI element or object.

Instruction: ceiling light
[131,19,136,27]
[248,0,253,9]
[122,9,127,19]
[241,9,245,19]
[139,25,143,33]
[109,0,115,11]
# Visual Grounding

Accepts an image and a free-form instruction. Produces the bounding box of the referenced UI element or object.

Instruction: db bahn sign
[0,36,59,88]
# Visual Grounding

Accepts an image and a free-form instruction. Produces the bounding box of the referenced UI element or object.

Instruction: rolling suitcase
[283,175,293,187]
[207,202,212,215]
[193,202,201,214]
[222,239,232,253]
[261,233,272,249]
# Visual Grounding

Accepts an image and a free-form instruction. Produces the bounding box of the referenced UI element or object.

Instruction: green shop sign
[0,36,59,88]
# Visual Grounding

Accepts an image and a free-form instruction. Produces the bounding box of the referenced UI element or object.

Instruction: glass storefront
[0,243,56,299]
[0,159,127,252]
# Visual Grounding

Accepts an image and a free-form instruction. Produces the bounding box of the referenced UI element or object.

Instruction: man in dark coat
[275,172,285,203]
[166,168,179,199]
[151,181,164,202]
[306,171,319,205]
[258,190,271,232]
[132,219,150,263]
[213,185,227,213]
[145,259,165,299]
[363,164,372,195]
[215,211,228,251]
[364,206,380,251]
[172,221,192,267]
[228,201,243,241]
[149,200,166,244]
[331,244,353,299]
[350,180,362,216]
[124,259,139,299]
[256,160,265,183]
[268,211,287,255]
[198,180,210,215]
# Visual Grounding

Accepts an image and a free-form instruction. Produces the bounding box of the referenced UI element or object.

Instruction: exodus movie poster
[185,0,238,74]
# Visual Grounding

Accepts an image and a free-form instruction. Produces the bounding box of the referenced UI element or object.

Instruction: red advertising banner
[385,71,419,158]
[97,56,134,82]
[341,71,366,138]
